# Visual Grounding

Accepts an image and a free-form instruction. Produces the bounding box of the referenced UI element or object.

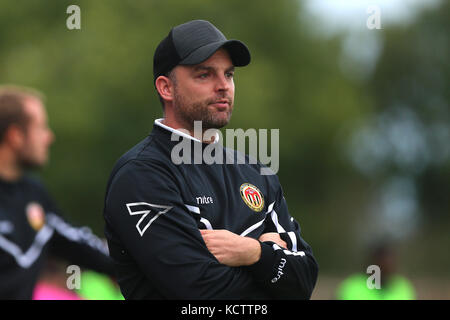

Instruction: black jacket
[0,175,115,299]
[104,120,318,299]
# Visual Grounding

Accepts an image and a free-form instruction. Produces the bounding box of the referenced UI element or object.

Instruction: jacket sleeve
[36,181,116,277]
[45,213,116,277]
[246,183,319,299]
[104,160,258,299]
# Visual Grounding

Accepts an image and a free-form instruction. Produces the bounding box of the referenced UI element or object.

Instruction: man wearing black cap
[104,20,318,299]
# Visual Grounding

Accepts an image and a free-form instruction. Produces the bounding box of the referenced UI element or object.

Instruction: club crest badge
[26,202,46,231]
[240,183,264,212]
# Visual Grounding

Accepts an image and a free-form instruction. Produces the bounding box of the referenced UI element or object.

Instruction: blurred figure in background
[32,258,82,300]
[0,85,118,299]
[336,241,416,300]
[33,258,123,300]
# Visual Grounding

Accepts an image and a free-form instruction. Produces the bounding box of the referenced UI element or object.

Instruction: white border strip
[155,118,220,144]
[185,204,213,230]
[184,204,200,214]
[0,225,54,269]
[272,243,305,257]
[240,219,265,237]
[240,202,275,237]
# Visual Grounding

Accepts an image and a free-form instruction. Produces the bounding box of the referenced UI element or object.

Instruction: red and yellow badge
[26,202,46,231]
[240,183,264,212]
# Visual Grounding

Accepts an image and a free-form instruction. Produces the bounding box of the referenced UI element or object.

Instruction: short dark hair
[0,85,44,142]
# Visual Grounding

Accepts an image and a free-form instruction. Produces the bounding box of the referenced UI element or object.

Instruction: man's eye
[226,72,234,78]
[199,73,209,79]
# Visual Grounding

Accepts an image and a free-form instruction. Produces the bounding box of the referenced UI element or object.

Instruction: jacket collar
[154,118,220,144]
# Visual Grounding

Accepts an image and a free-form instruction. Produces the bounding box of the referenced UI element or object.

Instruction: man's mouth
[209,99,231,109]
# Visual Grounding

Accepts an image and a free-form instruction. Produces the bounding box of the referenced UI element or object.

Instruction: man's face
[16,98,54,169]
[171,48,235,130]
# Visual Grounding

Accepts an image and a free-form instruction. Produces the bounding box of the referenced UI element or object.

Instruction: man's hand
[258,232,287,249]
[200,229,261,267]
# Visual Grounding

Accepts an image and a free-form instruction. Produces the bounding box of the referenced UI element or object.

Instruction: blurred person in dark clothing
[0,85,115,299]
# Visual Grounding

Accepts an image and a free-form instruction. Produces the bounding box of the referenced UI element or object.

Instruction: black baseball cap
[153,20,251,81]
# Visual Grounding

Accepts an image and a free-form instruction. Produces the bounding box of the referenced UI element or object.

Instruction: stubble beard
[16,148,46,171]
[15,135,48,171]
[172,88,233,132]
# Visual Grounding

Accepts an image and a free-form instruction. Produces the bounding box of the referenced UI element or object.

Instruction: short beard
[16,148,45,171]
[172,88,233,132]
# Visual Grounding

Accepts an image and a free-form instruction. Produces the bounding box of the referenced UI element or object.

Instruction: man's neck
[0,148,22,182]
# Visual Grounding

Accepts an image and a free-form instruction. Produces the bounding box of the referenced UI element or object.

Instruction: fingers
[199,229,214,236]
[258,232,287,249]
[199,229,231,250]
[199,230,233,265]
[198,229,261,266]
[201,230,287,249]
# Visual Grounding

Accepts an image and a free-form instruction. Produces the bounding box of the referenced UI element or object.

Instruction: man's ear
[4,125,25,149]
[155,75,175,103]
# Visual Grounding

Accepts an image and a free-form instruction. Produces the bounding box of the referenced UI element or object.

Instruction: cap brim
[179,39,250,67]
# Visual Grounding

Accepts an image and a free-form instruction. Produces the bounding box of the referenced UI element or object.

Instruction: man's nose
[215,74,231,92]
[47,129,55,144]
